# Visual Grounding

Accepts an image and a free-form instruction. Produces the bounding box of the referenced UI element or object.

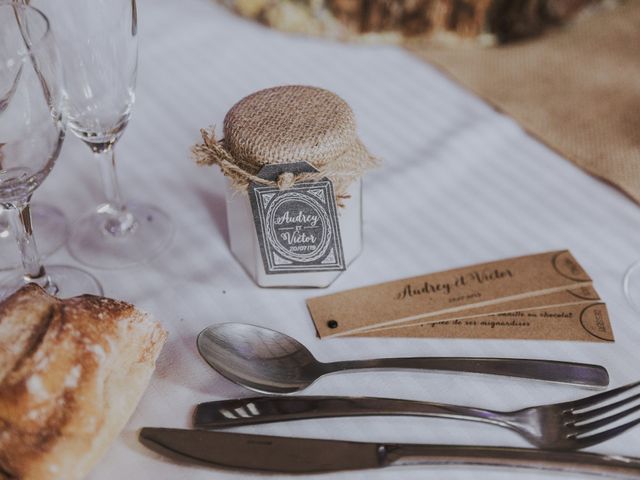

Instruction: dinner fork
[194,380,640,450]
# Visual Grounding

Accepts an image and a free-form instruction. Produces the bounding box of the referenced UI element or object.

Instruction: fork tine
[572,417,640,449]
[565,380,640,411]
[573,403,640,435]
[572,392,640,423]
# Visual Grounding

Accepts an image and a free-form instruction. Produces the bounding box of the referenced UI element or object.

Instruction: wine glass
[0,9,68,271]
[0,1,102,297]
[34,0,173,269]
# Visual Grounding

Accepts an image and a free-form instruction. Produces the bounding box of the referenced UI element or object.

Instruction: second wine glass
[37,0,173,269]
[0,1,101,298]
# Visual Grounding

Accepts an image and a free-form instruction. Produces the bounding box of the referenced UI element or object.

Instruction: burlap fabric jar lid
[193,85,378,205]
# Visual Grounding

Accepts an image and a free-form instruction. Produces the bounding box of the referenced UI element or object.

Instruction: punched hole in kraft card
[248,162,346,275]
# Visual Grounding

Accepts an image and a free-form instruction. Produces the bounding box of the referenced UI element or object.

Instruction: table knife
[139,428,640,477]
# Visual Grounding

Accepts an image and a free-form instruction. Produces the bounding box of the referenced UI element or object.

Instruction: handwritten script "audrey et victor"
[395,268,513,300]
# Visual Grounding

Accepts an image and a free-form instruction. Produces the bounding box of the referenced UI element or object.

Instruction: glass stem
[8,200,58,294]
[93,145,136,236]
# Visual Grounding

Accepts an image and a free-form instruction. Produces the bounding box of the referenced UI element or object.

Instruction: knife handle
[327,358,609,387]
[383,445,640,478]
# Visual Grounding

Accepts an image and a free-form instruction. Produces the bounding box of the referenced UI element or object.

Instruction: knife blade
[139,428,640,477]
[139,428,380,473]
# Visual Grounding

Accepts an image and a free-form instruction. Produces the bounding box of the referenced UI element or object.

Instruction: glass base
[624,260,640,312]
[0,204,69,271]
[68,202,173,269]
[1,264,103,300]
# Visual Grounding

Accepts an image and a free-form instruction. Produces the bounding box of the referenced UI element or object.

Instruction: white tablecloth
[31,0,640,478]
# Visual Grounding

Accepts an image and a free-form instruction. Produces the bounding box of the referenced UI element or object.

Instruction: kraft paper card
[349,302,613,342]
[307,250,592,338]
[355,285,599,334]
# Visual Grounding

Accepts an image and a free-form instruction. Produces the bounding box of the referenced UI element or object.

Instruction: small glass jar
[196,85,376,288]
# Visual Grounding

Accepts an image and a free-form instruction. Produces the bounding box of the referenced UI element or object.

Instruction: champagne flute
[0,1,101,297]
[35,0,173,269]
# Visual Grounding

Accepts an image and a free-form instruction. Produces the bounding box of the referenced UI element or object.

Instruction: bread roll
[0,284,167,480]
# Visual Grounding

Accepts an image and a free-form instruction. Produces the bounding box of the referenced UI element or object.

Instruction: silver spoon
[196,323,609,394]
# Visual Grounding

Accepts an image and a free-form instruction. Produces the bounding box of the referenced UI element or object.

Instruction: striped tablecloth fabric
[28,0,640,478]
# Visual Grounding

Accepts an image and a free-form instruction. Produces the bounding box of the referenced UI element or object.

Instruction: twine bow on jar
[192,85,378,208]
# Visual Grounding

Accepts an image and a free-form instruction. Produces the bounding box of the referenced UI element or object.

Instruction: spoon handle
[326,358,609,387]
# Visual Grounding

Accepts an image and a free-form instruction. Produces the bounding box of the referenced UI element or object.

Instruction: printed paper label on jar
[249,162,345,274]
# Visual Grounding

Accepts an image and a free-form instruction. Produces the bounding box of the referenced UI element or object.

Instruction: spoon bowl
[197,323,326,394]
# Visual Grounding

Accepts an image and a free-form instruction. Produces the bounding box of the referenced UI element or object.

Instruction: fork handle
[193,396,507,429]
[385,445,640,478]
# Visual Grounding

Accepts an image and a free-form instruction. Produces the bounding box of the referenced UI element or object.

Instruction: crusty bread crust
[0,285,167,480]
